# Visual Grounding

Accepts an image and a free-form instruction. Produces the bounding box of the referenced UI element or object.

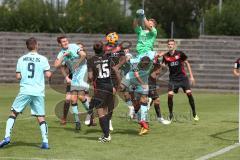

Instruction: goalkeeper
[133,9,158,58]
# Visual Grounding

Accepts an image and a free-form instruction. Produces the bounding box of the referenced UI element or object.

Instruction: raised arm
[143,18,152,31]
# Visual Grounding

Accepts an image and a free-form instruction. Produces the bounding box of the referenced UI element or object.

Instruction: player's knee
[11,110,19,118]
[168,91,174,95]
[37,116,45,123]
[9,115,17,120]
[65,94,71,101]
[78,94,85,102]
[168,94,173,99]
[71,96,78,103]
[140,95,148,103]
[186,90,192,96]
[154,98,160,104]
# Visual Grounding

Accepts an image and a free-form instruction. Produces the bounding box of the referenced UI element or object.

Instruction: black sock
[107,111,113,120]
[63,101,70,119]
[168,94,173,118]
[99,115,109,138]
[88,99,95,115]
[154,103,161,118]
[187,93,196,117]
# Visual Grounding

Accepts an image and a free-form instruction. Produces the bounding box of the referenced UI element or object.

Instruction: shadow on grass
[210,128,238,142]
[112,129,138,135]
[2,141,40,149]
[75,135,99,141]
[221,120,238,124]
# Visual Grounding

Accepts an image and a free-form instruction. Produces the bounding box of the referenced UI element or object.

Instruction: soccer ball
[106,32,119,44]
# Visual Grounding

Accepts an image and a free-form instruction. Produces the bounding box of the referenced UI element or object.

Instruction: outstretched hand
[189,77,196,86]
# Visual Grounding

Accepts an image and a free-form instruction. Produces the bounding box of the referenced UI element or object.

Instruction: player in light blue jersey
[54,36,90,131]
[118,51,165,135]
[0,37,51,149]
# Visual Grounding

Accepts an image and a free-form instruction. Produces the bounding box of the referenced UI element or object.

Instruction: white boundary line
[196,78,240,160]
[196,143,240,160]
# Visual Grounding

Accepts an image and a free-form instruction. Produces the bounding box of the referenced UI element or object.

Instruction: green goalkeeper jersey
[135,26,157,55]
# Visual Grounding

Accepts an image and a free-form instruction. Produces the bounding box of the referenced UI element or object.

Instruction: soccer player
[148,61,171,124]
[133,9,157,57]
[0,37,51,149]
[119,53,164,135]
[162,39,199,122]
[88,41,116,142]
[54,36,90,131]
[233,58,240,76]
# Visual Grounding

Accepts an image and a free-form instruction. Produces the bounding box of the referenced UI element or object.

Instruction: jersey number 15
[96,63,110,78]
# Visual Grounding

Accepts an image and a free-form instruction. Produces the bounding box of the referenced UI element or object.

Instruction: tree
[129,0,217,38]
[0,0,60,32]
[64,0,132,33]
[205,0,240,35]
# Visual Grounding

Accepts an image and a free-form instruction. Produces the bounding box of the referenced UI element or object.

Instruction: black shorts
[148,76,158,99]
[66,85,71,93]
[92,84,114,110]
[168,77,191,93]
[65,73,73,93]
[148,84,158,100]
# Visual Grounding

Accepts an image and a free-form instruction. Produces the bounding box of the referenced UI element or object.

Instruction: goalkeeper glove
[136,9,145,18]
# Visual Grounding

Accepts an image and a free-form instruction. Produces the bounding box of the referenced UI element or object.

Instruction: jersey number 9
[28,63,35,78]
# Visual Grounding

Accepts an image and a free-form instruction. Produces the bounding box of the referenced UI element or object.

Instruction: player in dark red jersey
[233,58,240,77]
[87,41,118,142]
[162,39,199,122]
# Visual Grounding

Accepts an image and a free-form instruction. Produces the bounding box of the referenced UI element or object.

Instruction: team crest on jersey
[175,55,180,59]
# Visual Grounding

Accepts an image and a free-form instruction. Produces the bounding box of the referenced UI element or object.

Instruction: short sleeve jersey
[87,54,114,86]
[128,56,153,84]
[135,26,157,55]
[234,58,240,69]
[57,43,81,73]
[163,50,188,81]
[16,52,50,96]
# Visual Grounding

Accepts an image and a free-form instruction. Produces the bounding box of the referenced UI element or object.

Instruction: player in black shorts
[88,41,117,142]
[162,39,199,122]
[233,58,240,77]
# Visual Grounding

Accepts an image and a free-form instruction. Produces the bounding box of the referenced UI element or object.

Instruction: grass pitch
[0,84,239,160]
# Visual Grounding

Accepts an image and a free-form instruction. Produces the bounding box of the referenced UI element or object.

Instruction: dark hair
[93,41,104,54]
[77,41,86,52]
[57,36,67,43]
[26,37,37,50]
[149,18,157,27]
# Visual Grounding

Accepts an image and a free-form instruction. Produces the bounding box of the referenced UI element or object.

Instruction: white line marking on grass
[196,143,240,160]
[0,157,79,160]
[0,115,56,123]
